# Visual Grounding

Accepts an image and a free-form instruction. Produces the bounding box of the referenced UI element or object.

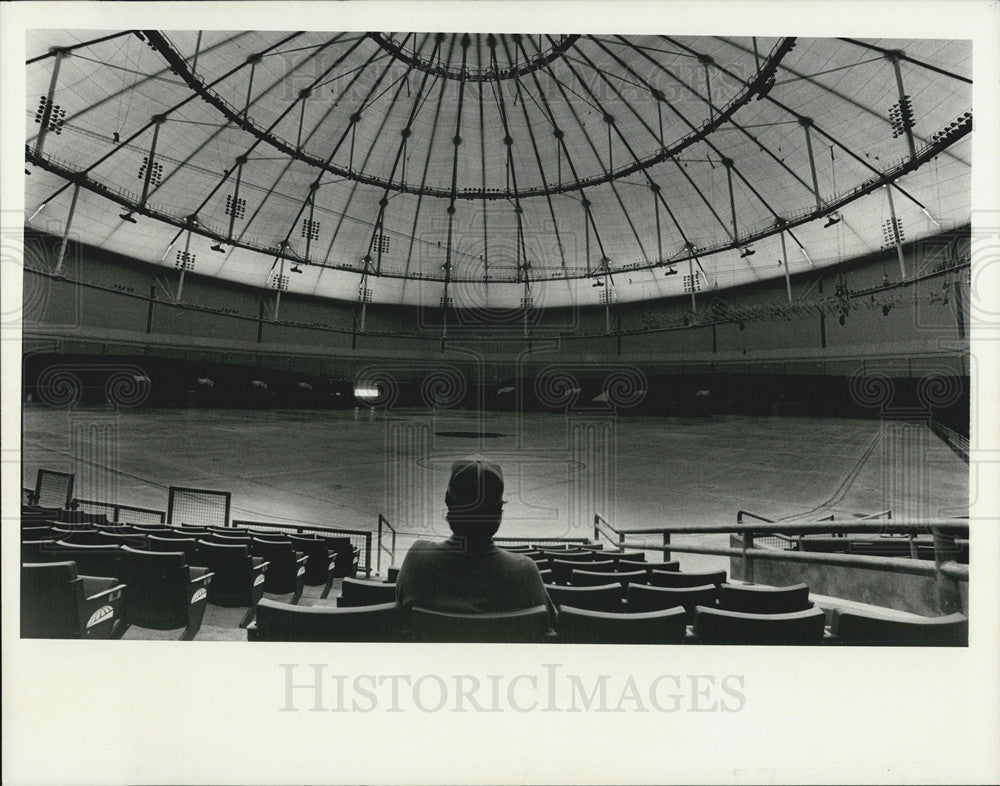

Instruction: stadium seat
[830,609,968,646]
[51,528,105,545]
[692,605,827,645]
[551,558,615,584]
[319,536,360,578]
[21,538,57,563]
[21,524,61,540]
[251,538,309,601]
[627,583,718,620]
[49,541,122,578]
[571,568,647,588]
[287,534,340,598]
[207,532,252,545]
[57,509,111,527]
[650,569,727,588]
[640,560,680,574]
[96,531,149,549]
[21,561,125,639]
[148,534,201,565]
[718,582,812,614]
[338,578,397,607]
[249,599,403,642]
[545,583,623,613]
[537,568,553,584]
[607,551,647,567]
[540,550,593,564]
[409,605,551,643]
[557,605,687,645]
[117,546,213,639]
[194,540,269,625]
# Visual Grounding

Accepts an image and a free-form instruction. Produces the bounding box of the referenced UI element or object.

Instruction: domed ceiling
[25,31,971,308]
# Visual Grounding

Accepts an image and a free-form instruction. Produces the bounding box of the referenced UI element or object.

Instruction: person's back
[395,457,555,627]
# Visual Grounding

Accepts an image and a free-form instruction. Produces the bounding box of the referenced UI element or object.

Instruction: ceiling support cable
[802,118,823,210]
[602,37,817,199]
[269,40,400,280]
[779,227,792,303]
[53,183,81,277]
[674,36,947,214]
[488,35,531,280]
[400,44,453,281]
[538,42,641,265]
[364,42,436,277]
[503,36,567,267]
[31,31,302,211]
[27,31,134,65]
[443,34,471,312]
[838,38,972,84]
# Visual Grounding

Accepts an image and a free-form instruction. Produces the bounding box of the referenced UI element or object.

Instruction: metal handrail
[594,513,969,613]
[377,514,397,576]
[230,519,373,576]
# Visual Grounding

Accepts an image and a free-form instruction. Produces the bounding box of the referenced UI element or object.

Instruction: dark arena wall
[22,225,969,429]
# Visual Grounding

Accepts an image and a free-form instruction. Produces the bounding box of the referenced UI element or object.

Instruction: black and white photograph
[3,1,999,784]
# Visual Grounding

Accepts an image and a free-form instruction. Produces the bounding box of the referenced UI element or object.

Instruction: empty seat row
[246,598,967,646]
[21,551,213,641]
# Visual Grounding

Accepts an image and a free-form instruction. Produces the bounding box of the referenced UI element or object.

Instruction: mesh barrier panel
[168,487,231,528]
[115,505,167,526]
[232,519,372,575]
[35,470,74,509]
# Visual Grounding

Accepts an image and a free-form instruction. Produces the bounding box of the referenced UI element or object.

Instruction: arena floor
[20,406,968,577]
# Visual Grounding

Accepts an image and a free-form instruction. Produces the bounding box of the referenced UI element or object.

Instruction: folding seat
[829,609,968,646]
[385,566,401,583]
[718,583,812,614]
[319,536,360,578]
[22,505,62,525]
[176,525,211,536]
[650,569,727,588]
[337,578,397,607]
[132,524,170,534]
[249,599,403,642]
[627,583,718,620]
[194,540,269,623]
[21,561,125,639]
[558,605,687,645]
[409,605,551,643]
[540,550,592,563]
[551,558,615,585]
[57,509,111,527]
[640,560,680,575]
[571,568,647,588]
[152,528,201,539]
[148,535,202,565]
[608,551,647,568]
[49,541,122,578]
[22,538,57,563]
[692,605,827,645]
[250,537,309,602]
[537,568,553,584]
[207,532,252,545]
[96,531,149,549]
[22,524,61,540]
[116,546,214,640]
[51,528,105,545]
[286,534,340,598]
[545,582,623,613]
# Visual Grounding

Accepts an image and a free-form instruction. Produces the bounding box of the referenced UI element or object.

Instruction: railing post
[376,517,382,575]
[931,527,962,614]
[743,529,755,584]
[662,531,671,562]
[594,514,599,542]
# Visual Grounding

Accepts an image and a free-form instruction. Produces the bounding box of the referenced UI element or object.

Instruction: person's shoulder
[496,548,541,572]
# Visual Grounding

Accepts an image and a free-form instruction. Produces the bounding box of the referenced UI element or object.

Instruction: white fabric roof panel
[25,31,971,308]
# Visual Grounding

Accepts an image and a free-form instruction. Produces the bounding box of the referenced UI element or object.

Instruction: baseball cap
[445,455,504,514]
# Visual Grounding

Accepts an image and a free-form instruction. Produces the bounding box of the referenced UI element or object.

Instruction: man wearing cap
[395,456,556,628]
